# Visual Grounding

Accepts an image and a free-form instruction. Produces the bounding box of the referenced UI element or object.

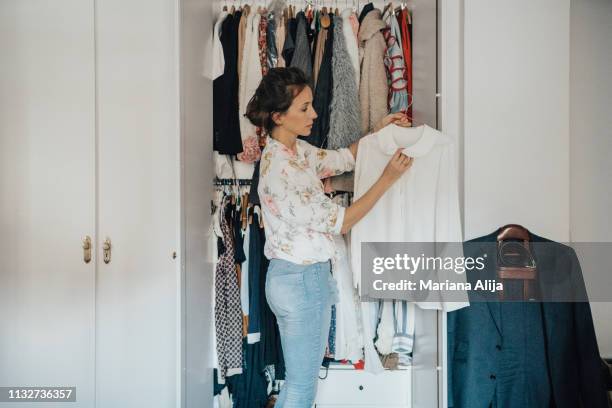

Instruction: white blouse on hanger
[351,124,467,305]
[350,124,469,373]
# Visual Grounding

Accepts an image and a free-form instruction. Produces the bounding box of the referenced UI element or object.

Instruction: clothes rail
[213,178,253,186]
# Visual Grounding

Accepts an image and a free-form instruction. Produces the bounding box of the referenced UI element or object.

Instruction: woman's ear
[271,111,283,126]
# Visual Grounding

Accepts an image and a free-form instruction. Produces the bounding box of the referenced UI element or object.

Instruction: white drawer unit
[314,367,412,407]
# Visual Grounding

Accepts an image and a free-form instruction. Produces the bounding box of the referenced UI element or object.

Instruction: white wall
[463,0,570,242]
[570,0,612,358]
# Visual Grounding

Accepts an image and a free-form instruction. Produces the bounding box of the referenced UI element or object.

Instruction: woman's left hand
[373,112,412,133]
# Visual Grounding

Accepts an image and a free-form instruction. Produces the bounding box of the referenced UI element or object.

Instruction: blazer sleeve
[569,248,610,407]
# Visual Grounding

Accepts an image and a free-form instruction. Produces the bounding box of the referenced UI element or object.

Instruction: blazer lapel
[476,240,503,336]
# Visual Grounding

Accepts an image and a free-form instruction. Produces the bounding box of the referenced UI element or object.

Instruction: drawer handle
[358,385,364,391]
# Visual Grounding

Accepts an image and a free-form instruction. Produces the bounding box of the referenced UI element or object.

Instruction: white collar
[376,124,440,157]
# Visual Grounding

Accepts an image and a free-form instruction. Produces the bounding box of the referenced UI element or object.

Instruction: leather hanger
[497,223,530,242]
[496,224,538,300]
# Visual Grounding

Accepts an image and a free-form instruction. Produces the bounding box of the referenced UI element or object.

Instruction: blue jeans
[265,259,338,408]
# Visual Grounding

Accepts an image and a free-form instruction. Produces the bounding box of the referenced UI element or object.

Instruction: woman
[245,67,412,407]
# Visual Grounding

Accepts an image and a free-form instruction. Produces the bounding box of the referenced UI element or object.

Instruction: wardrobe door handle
[103,238,112,264]
[82,236,92,264]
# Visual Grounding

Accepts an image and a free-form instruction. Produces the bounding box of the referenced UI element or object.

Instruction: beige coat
[358,9,388,134]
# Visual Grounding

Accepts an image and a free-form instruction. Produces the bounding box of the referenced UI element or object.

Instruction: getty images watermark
[359,242,612,302]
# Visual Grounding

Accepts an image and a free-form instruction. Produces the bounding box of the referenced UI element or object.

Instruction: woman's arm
[340,149,413,234]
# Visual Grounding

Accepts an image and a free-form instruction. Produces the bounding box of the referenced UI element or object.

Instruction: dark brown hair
[245,67,309,133]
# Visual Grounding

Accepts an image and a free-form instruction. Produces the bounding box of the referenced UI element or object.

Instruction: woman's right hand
[341,150,413,234]
[381,148,413,184]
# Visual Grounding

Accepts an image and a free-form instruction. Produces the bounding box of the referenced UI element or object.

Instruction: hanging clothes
[214,151,234,179]
[213,13,243,155]
[331,234,364,362]
[328,13,360,193]
[248,161,262,207]
[382,9,409,113]
[328,16,361,149]
[231,201,248,340]
[358,9,388,134]
[237,11,262,170]
[312,15,329,87]
[275,14,286,67]
[247,206,264,344]
[224,340,269,408]
[358,2,374,24]
[240,221,250,326]
[208,10,228,80]
[398,8,412,116]
[305,16,334,148]
[341,9,360,89]
[258,14,269,76]
[215,196,244,381]
[266,14,278,69]
[281,16,296,66]
[290,11,313,82]
[237,7,249,79]
[258,230,286,381]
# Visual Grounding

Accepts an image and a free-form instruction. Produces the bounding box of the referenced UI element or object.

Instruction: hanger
[249,205,264,228]
[497,224,530,242]
[495,224,538,301]
[382,0,393,18]
[320,4,331,28]
[240,193,248,230]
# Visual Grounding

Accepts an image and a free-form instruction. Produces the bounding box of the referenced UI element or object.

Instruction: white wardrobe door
[94,0,181,407]
[0,1,96,407]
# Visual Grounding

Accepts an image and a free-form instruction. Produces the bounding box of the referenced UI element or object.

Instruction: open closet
[207,0,447,406]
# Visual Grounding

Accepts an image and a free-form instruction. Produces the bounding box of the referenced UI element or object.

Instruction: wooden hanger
[320,7,331,28]
[241,194,249,230]
[496,224,538,301]
[497,224,530,242]
[382,1,394,18]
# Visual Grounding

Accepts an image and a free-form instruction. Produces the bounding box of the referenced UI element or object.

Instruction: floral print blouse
[258,137,356,264]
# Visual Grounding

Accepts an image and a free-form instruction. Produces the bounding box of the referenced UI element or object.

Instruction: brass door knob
[103,238,112,264]
[82,236,92,264]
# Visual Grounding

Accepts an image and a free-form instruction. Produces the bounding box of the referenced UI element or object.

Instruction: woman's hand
[381,148,413,184]
[340,148,413,234]
[373,112,412,133]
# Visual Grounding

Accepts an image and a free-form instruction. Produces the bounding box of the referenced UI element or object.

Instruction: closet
[1,0,182,407]
[209,0,445,406]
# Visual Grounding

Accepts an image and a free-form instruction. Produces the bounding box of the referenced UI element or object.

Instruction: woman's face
[274,86,318,137]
